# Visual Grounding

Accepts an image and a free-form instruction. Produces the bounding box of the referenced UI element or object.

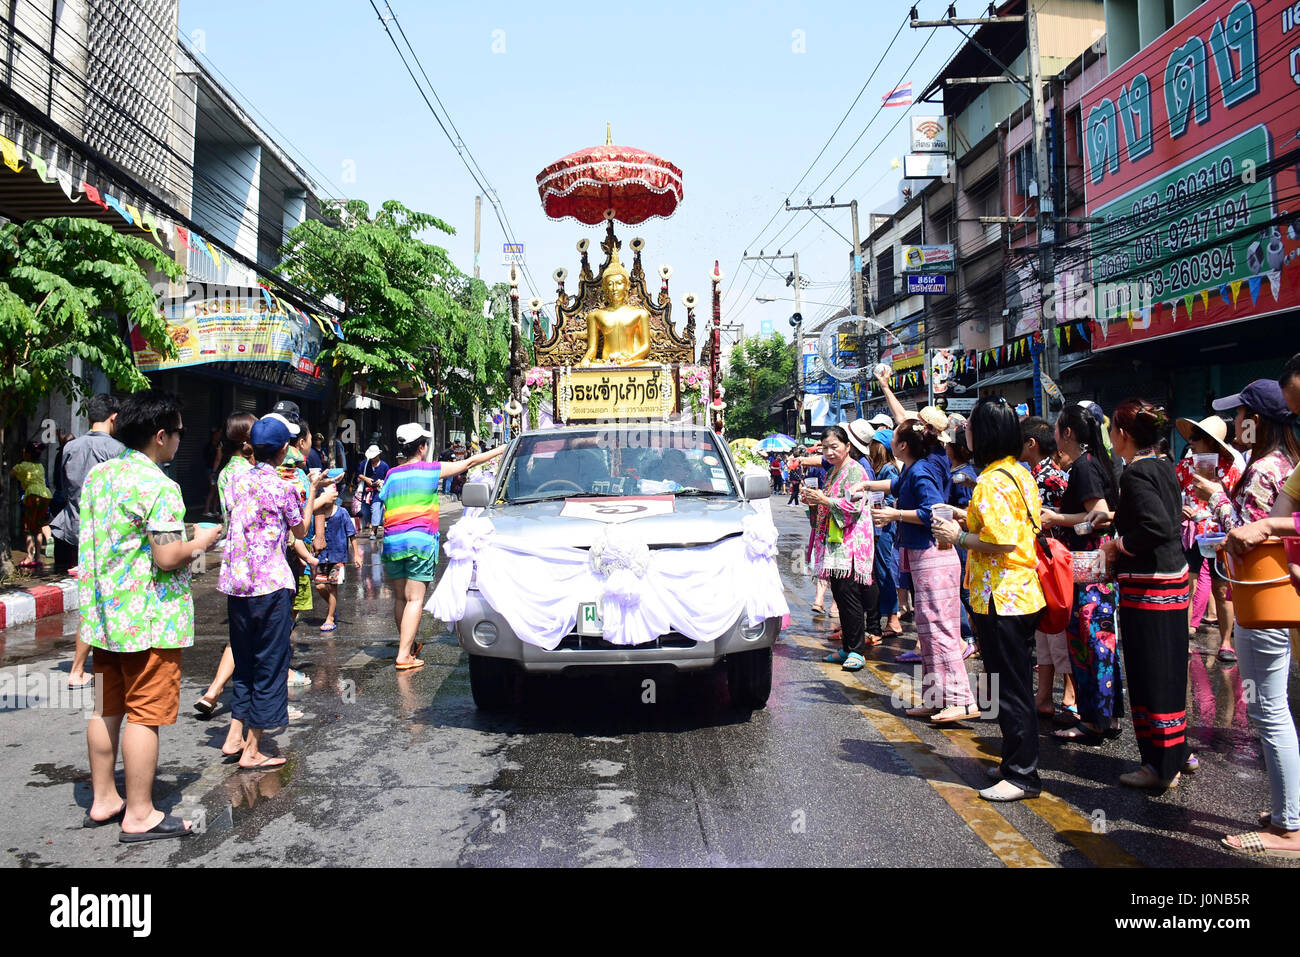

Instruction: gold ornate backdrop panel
[533,223,695,366]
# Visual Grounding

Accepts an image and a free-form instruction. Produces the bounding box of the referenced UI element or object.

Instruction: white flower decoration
[503,398,523,417]
[554,268,568,284]
[682,293,698,309]
[630,237,645,252]
[577,239,590,253]
[528,297,543,312]
[659,265,673,281]
[603,208,616,221]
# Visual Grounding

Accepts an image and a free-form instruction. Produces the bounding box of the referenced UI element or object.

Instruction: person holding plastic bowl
[1189,378,1300,858]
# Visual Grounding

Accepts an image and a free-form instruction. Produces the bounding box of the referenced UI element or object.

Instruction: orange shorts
[93,647,182,725]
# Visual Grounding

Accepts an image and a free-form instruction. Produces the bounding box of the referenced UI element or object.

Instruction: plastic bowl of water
[1196,532,1227,559]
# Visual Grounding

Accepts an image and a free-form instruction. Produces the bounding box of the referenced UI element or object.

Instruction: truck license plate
[577,602,603,637]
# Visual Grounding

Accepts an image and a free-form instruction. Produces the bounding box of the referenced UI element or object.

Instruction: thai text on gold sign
[564,366,675,420]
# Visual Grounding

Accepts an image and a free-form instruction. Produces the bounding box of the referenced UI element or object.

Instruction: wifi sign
[910,116,949,154]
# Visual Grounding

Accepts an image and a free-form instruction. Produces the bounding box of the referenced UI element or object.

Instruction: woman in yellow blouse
[933,397,1046,801]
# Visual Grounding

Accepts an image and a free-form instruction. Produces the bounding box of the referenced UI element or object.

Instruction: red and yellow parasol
[536,125,683,226]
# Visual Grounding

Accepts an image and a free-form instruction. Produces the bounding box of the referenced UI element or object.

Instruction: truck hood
[481,497,759,548]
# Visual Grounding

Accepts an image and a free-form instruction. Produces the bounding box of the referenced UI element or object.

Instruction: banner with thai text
[131,296,323,376]
[1082,0,1300,349]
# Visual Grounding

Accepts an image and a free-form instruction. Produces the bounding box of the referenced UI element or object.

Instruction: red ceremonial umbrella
[536,128,683,226]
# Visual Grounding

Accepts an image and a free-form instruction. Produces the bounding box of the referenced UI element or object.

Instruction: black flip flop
[118,814,191,843]
[82,804,125,828]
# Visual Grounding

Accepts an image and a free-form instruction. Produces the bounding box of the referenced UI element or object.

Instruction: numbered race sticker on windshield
[560,495,676,524]
[710,467,728,492]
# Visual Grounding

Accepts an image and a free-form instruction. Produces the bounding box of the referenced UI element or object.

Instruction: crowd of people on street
[56,390,503,842]
[7,350,1300,858]
[786,355,1300,858]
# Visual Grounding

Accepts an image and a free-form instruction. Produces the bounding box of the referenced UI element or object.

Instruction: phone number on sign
[1119,246,1238,299]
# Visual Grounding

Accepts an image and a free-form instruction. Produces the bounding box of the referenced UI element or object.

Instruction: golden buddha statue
[578,249,652,367]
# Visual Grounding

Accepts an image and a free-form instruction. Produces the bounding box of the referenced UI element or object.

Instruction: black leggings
[971,596,1042,792]
[829,576,880,656]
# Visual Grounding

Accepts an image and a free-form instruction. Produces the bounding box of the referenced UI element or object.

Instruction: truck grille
[555,632,698,651]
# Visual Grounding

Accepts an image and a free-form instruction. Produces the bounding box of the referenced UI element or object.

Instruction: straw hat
[1175,414,1234,458]
[845,418,874,458]
[918,406,948,432]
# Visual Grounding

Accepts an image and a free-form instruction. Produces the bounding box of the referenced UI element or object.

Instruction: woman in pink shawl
[801,425,876,672]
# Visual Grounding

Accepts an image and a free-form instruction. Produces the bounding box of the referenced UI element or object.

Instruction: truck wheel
[727,647,772,709]
[469,655,520,710]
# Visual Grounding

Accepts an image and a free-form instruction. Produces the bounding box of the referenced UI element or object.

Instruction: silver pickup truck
[450,424,782,710]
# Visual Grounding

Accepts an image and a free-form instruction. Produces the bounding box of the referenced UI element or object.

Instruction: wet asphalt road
[0,498,1293,867]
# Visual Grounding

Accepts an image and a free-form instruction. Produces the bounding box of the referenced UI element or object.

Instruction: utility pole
[1024,0,1058,415]
[912,1,1058,415]
[473,194,482,280]
[785,199,871,418]
[742,250,801,438]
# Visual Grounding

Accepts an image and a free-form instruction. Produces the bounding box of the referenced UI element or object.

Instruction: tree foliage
[0,217,180,432]
[0,216,182,576]
[275,199,509,424]
[720,332,795,439]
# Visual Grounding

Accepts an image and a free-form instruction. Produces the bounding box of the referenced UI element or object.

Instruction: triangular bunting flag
[125,204,144,231]
[176,226,197,252]
[103,194,133,225]
[55,169,80,203]
[1064,326,1072,345]
[1199,289,1209,314]
[258,284,278,313]
[0,135,24,172]
[205,242,222,268]
[24,150,53,183]
[1078,323,1090,344]
[1167,300,1179,322]
[1219,284,1231,307]
[81,182,107,209]
[1268,270,1281,302]
[1183,293,1194,318]
[1247,275,1261,306]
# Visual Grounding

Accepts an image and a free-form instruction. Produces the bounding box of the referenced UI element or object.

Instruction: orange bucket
[1217,539,1300,629]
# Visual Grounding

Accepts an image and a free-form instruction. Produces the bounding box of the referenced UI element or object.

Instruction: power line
[368,0,540,298]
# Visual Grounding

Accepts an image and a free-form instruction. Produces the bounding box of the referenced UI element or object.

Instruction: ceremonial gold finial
[602,246,630,283]
[606,122,613,145]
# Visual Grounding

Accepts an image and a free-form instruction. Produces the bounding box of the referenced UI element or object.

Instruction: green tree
[0,216,180,578]
[721,332,795,438]
[275,199,509,441]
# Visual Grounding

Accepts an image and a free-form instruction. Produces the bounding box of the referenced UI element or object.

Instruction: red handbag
[998,469,1074,632]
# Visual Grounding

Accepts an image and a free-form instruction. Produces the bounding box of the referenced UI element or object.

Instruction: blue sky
[179,0,965,338]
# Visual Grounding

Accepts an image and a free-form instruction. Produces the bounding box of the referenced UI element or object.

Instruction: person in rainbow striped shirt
[382,423,506,671]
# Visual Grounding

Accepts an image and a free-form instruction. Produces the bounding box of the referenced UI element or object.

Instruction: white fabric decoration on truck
[426,516,789,650]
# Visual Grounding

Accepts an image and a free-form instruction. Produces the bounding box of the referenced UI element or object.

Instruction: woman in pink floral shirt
[800,425,875,672]
[1173,414,1243,659]
[1191,379,1300,858]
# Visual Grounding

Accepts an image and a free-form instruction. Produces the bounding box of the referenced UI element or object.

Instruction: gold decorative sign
[560,366,677,421]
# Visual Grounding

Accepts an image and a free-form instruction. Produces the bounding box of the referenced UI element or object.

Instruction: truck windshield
[500,429,736,502]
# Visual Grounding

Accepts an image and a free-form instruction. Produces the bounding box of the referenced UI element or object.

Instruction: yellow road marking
[787,633,1051,867]
[849,653,1143,868]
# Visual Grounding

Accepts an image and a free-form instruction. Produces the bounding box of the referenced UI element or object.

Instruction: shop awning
[976,353,1090,389]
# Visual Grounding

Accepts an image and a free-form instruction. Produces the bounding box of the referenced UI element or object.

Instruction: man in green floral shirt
[79,391,222,843]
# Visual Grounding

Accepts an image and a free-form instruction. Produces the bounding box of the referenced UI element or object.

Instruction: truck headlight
[472,621,499,648]
[740,617,766,641]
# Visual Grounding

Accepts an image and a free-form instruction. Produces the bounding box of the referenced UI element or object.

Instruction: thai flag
[882,82,913,107]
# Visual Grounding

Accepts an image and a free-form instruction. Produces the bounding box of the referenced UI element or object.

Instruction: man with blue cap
[217,413,333,770]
